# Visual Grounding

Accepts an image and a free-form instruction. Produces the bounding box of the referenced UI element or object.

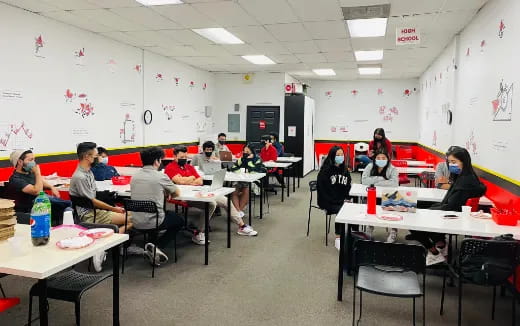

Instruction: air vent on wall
[342,4,391,20]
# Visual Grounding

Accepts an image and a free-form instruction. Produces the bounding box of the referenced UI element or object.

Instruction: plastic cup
[63,210,74,225]
[461,205,472,217]
[8,236,29,257]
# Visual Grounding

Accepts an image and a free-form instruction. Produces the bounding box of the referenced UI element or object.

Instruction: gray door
[246,106,280,148]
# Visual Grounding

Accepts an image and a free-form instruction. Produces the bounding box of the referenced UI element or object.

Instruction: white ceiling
[2,0,488,80]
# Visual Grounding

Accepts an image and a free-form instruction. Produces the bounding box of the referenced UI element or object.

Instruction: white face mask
[100,157,109,165]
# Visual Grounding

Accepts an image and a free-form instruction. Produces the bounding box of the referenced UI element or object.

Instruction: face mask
[23,161,36,172]
[100,157,109,165]
[218,140,225,145]
[334,156,344,165]
[204,152,212,158]
[375,159,387,168]
[449,163,461,174]
[177,159,187,166]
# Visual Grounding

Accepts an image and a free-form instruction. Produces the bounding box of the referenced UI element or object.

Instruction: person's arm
[172,174,196,185]
[386,139,393,159]
[368,141,375,158]
[42,179,61,198]
[361,164,383,185]
[373,166,399,187]
[92,197,123,213]
[20,165,44,196]
[344,170,352,200]
[435,163,451,189]
[160,175,180,198]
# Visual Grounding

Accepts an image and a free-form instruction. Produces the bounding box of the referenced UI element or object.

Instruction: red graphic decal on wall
[351,90,358,96]
[135,64,142,73]
[404,89,411,96]
[499,20,506,38]
[325,91,332,99]
[156,73,163,82]
[74,48,85,58]
[76,103,95,118]
[174,77,180,86]
[202,83,207,90]
[34,35,44,54]
[189,81,195,89]
[466,48,470,56]
[480,40,486,52]
[0,122,33,148]
[377,88,384,95]
[466,130,478,155]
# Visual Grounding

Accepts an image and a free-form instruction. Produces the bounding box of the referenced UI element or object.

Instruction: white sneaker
[426,251,446,266]
[237,224,258,236]
[386,229,398,243]
[335,238,341,251]
[192,232,208,245]
[92,251,106,272]
[144,243,168,266]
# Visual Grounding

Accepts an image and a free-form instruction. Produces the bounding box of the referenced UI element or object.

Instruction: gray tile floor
[1,172,517,325]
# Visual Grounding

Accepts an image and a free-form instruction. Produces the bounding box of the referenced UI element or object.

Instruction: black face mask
[204,152,212,158]
[218,140,225,145]
[177,159,187,166]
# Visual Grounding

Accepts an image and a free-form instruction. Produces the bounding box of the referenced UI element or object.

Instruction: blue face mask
[375,159,387,168]
[334,156,344,165]
[449,163,461,174]
[23,161,36,172]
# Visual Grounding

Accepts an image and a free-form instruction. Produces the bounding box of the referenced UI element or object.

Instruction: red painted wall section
[227,144,244,155]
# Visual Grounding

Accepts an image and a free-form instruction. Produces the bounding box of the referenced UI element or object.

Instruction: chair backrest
[465,197,480,212]
[309,180,318,192]
[354,240,426,274]
[459,238,519,266]
[123,199,158,214]
[69,195,95,223]
[392,160,408,167]
[419,171,436,188]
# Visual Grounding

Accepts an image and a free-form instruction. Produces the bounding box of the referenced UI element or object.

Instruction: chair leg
[327,214,332,235]
[458,277,463,326]
[174,232,178,263]
[440,269,447,315]
[352,282,356,326]
[492,286,496,320]
[413,298,416,326]
[512,285,516,326]
[152,238,157,278]
[0,282,5,298]
[307,205,312,237]
[75,300,81,326]
[357,290,363,326]
[325,214,329,246]
[28,295,33,326]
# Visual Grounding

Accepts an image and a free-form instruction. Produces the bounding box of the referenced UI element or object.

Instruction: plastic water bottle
[31,191,51,246]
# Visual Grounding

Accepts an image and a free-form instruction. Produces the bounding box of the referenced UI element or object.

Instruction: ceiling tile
[269,54,301,64]
[145,45,199,57]
[328,61,357,69]
[192,1,259,27]
[303,21,348,40]
[324,51,354,62]
[250,42,291,55]
[71,9,145,31]
[227,26,278,43]
[110,7,181,30]
[158,30,212,46]
[287,0,343,21]
[237,0,299,24]
[152,4,217,29]
[125,30,179,47]
[191,44,232,56]
[265,23,311,42]
[86,0,142,8]
[42,0,98,10]
[220,44,259,56]
[295,53,327,63]
[315,39,351,52]
[284,41,319,54]
[41,10,113,32]
[0,0,61,12]
[100,31,143,46]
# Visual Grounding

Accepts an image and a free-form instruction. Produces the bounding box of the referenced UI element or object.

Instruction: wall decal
[351,89,358,96]
[404,89,411,96]
[492,80,513,121]
[155,73,163,82]
[134,64,141,73]
[466,47,470,56]
[120,113,135,144]
[1,89,23,100]
[0,121,33,150]
[107,59,117,73]
[34,35,45,58]
[432,130,437,146]
[64,89,93,118]
[465,130,478,155]
[162,104,176,120]
[202,83,207,90]
[74,47,85,66]
[325,91,332,99]
[377,88,384,95]
[379,105,399,122]
[189,81,195,89]
[480,40,486,52]
[174,77,180,86]
[499,19,506,38]
[492,139,508,152]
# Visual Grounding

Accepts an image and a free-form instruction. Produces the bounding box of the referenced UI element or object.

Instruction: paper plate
[56,236,94,249]
[0,199,15,209]
[196,192,215,198]
[376,213,403,221]
[79,228,114,239]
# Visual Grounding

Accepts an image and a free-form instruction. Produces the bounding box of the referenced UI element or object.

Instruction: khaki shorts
[81,209,116,224]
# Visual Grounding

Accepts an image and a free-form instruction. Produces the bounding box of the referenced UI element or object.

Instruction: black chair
[353,240,426,326]
[27,223,119,326]
[69,195,96,223]
[122,199,176,278]
[440,238,519,326]
[0,273,7,298]
[306,180,333,246]
[419,171,436,188]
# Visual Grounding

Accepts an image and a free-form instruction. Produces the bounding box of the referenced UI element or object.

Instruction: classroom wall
[0,2,214,161]
[418,0,519,184]
[307,79,419,142]
[213,72,286,141]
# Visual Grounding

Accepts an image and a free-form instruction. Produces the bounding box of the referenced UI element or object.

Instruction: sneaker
[237,224,258,236]
[192,231,208,245]
[120,244,145,256]
[335,238,341,251]
[92,251,106,272]
[426,251,446,266]
[144,243,168,266]
[386,229,398,243]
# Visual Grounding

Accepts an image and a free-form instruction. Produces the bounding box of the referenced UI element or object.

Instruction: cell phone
[443,214,459,219]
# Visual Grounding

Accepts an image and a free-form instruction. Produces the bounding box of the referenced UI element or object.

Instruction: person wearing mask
[191,141,219,168]
[213,132,231,157]
[90,146,120,181]
[408,147,486,266]
[6,149,71,224]
[69,142,131,272]
[435,146,461,190]
[356,128,393,165]
[361,151,399,242]
[259,135,283,187]
[317,146,352,250]
[229,144,266,214]
[165,146,257,244]
[269,132,284,156]
[130,147,184,266]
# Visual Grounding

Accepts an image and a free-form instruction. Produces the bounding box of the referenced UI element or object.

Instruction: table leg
[286,168,290,198]
[281,169,285,202]
[260,177,264,219]
[227,195,231,249]
[337,224,345,301]
[297,161,301,188]
[112,245,120,326]
[38,278,48,326]
[346,224,353,276]
[293,164,296,193]
[248,184,252,226]
[205,202,209,265]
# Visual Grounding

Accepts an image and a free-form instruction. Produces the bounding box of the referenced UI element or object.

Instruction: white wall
[308,79,419,142]
[213,72,286,141]
[418,0,519,182]
[0,2,214,159]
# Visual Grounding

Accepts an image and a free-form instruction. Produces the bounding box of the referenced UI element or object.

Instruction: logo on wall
[162,104,176,120]
[492,80,513,121]
[498,19,506,38]
[259,120,266,130]
[34,35,45,58]
[120,113,136,144]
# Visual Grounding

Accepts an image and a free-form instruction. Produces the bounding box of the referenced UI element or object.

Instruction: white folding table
[263,161,293,202]
[276,157,303,190]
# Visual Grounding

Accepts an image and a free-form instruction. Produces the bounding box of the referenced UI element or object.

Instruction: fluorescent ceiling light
[347,18,388,37]
[242,55,276,65]
[136,0,183,5]
[312,69,336,76]
[192,28,244,45]
[355,50,383,61]
[358,67,381,75]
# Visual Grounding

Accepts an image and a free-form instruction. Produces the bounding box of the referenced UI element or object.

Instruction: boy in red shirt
[259,135,284,187]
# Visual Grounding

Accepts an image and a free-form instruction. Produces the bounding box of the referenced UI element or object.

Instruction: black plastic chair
[440,238,519,326]
[69,195,96,223]
[122,199,176,278]
[27,223,119,326]
[306,180,333,246]
[353,240,426,326]
[419,171,436,188]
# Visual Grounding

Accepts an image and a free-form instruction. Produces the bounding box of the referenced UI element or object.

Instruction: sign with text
[259,120,266,130]
[396,27,420,45]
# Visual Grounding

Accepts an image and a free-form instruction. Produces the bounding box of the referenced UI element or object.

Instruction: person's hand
[113,206,125,214]
[32,164,41,175]
[188,176,196,181]
[51,187,60,198]
[369,150,374,156]
[437,176,448,184]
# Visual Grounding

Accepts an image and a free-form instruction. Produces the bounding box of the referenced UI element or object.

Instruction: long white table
[335,203,519,301]
[404,160,434,167]
[277,157,303,190]
[349,183,494,206]
[0,224,128,325]
[114,166,141,176]
[263,161,293,202]
[396,167,435,174]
